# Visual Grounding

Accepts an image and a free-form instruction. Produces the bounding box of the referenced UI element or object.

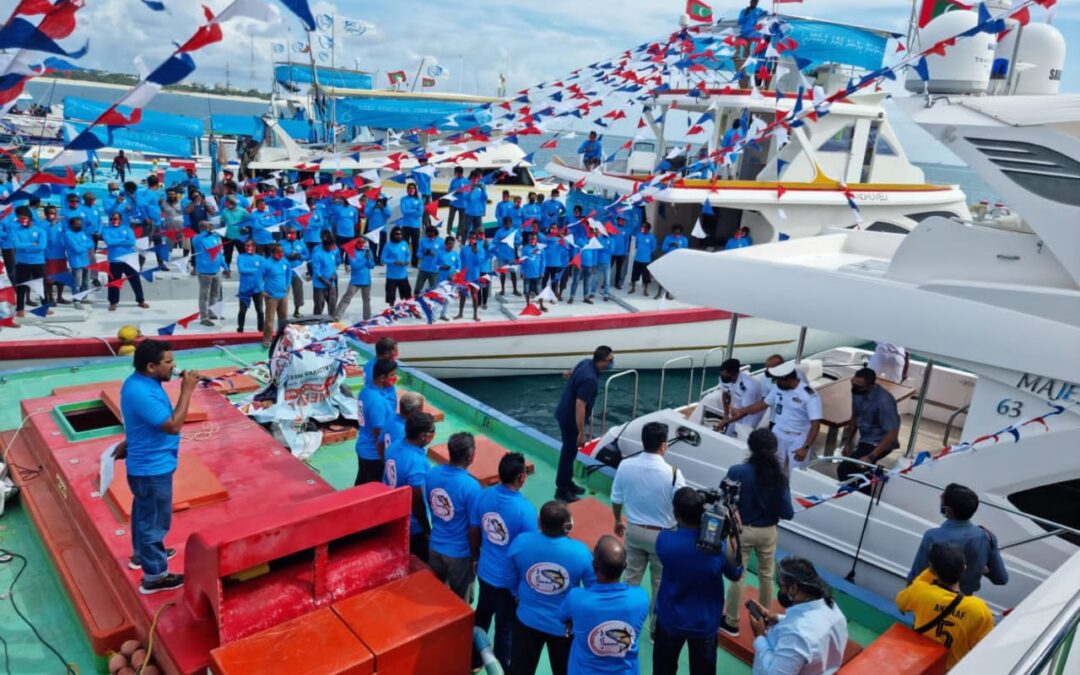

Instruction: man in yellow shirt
[896,542,995,669]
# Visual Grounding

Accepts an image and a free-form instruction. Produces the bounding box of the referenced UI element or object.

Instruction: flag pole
[410,57,426,93]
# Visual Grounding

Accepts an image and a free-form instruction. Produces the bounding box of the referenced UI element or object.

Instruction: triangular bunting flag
[691,218,707,239]
[519,303,543,317]
[176,312,200,329]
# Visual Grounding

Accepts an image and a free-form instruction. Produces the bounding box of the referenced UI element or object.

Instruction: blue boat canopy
[274,64,373,91]
[63,123,193,158]
[333,98,491,131]
[210,114,314,141]
[62,96,204,138]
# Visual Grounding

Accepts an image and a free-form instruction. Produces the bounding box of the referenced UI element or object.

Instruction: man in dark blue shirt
[508,500,596,675]
[654,488,743,675]
[839,368,900,486]
[554,346,615,502]
[558,535,649,675]
[907,483,1009,595]
[723,429,794,636]
[115,340,199,594]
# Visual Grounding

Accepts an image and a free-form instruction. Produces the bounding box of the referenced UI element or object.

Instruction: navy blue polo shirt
[852,384,901,449]
[555,358,600,426]
[655,527,743,638]
[726,462,795,528]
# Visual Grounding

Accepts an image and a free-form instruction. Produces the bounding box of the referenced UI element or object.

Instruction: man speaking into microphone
[114,339,199,595]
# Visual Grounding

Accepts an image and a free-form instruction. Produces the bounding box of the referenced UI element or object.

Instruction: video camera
[696,477,741,553]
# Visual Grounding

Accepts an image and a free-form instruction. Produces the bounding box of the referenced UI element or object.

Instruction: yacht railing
[600,369,639,437]
[905,359,936,458]
[1010,595,1080,675]
[699,347,728,401]
[658,356,694,410]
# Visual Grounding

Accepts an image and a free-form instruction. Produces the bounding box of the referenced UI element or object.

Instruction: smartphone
[745,600,764,622]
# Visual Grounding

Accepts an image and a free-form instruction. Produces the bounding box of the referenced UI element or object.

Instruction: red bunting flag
[97,106,143,127]
[107,277,127,289]
[295,212,313,228]
[179,5,224,53]
[340,238,359,258]
[38,0,81,39]
[568,253,582,269]
[207,244,222,260]
[0,287,16,304]
[519,303,543,317]
[686,125,705,136]
[12,0,56,16]
[89,260,111,274]
[777,184,787,199]
[540,139,558,149]
[26,167,76,188]
[423,199,440,221]
[176,312,201,329]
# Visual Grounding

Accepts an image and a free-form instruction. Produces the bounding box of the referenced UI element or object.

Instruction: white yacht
[584,56,1077,618]
[547,17,971,242]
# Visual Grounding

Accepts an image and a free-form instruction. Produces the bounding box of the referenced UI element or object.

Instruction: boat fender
[473,627,504,675]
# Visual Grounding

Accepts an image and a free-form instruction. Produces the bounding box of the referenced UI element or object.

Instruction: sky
[6,0,1073,96]
[2,0,1075,165]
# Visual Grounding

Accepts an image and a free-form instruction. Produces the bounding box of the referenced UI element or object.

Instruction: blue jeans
[474,579,515,671]
[591,262,611,297]
[128,471,174,581]
[569,266,592,300]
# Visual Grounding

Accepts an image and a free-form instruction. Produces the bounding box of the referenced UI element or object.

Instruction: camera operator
[721,429,794,637]
[611,421,687,639]
[653,487,743,675]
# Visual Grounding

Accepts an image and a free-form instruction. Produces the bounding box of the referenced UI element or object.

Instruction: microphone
[172,367,215,384]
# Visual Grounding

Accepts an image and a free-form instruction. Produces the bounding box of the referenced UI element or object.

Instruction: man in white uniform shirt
[611,420,686,637]
[715,358,765,437]
[762,354,808,425]
[739,363,822,472]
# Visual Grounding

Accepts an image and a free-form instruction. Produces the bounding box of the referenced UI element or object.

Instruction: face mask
[721,373,734,384]
[607,357,615,371]
[388,374,398,386]
[17,218,28,226]
[273,252,284,260]
[286,233,296,241]
[940,506,949,518]
[70,224,82,232]
[109,190,119,196]
[777,590,794,608]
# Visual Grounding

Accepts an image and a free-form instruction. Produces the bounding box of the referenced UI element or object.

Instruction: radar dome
[905,10,995,95]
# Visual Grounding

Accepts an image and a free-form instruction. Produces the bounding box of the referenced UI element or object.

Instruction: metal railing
[699,347,728,401]
[658,356,694,410]
[905,360,936,458]
[600,369,639,437]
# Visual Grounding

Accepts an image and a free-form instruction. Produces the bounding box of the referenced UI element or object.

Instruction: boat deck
[0,344,898,673]
[0,259,696,360]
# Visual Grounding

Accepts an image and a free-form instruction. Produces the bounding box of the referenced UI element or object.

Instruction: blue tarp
[62,96,204,138]
[333,98,491,131]
[63,122,193,158]
[210,114,314,142]
[274,64,373,90]
[783,19,889,72]
[694,18,890,74]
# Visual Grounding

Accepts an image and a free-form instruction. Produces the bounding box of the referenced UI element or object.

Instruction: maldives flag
[686,0,713,22]
[918,0,972,28]
[387,70,407,85]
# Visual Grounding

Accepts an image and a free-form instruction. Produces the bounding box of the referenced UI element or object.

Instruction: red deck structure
[2,380,469,674]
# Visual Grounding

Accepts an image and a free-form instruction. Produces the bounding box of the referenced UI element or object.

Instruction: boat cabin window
[875,131,897,157]
[633,141,656,153]
[908,211,959,223]
[1008,479,1080,546]
[820,124,855,153]
[865,221,908,234]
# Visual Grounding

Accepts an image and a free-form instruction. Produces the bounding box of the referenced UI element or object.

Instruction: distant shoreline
[30,77,271,105]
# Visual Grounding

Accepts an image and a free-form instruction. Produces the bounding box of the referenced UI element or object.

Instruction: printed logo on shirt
[384,459,398,487]
[355,399,364,422]
[587,621,636,658]
[525,562,570,595]
[482,512,510,545]
[429,488,454,521]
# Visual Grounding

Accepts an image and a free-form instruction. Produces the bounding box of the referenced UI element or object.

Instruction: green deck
[0,344,893,673]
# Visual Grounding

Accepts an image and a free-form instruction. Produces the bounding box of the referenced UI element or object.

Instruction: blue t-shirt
[381,240,411,280]
[470,484,538,588]
[655,527,743,638]
[437,248,461,282]
[399,195,423,230]
[348,248,375,286]
[384,413,406,449]
[382,439,430,534]
[558,583,650,674]
[64,229,94,269]
[633,232,657,263]
[448,177,470,208]
[356,384,393,461]
[120,372,180,476]
[509,533,596,636]
[555,358,600,426]
[262,257,292,299]
[310,246,340,289]
[418,236,441,273]
[426,464,482,559]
